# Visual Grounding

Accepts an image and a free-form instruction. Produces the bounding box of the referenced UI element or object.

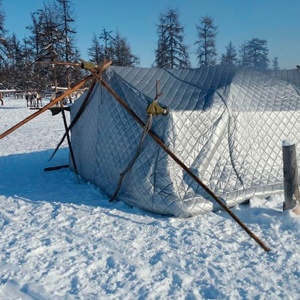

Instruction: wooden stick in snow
[282,141,300,213]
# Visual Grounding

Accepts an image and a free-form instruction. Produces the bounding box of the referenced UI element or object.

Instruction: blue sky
[2,0,300,69]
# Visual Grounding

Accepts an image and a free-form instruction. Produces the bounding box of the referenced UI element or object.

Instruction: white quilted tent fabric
[70,66,300,217]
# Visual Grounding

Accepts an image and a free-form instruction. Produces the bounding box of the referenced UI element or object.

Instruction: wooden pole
[37,61,82,68]
[44,164,69,172]
[48,79,98,161]
[90,70,271,252]
[48,60,112,161]
[282,141,300,211]
[60,101,79,178]
[0,75,93,140]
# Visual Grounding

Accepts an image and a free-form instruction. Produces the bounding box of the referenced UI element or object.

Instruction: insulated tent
[70,66,300,217]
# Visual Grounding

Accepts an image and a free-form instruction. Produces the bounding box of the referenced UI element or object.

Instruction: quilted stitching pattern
[70,66,300,217]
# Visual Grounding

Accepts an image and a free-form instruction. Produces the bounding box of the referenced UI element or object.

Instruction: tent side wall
[70,66,241,217]
[70,66,300,217]
[70,79,193,216]
[224,70,300,202]
[69,85,99,182]
[91,79,211,217]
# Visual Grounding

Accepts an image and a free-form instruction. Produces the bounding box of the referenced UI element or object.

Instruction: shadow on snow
[0,148,105,205]
[0,148,167,220]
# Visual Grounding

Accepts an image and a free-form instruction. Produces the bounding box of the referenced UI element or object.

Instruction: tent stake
[90,69,271,252]
[44,164,69,172]
[59,100,80,183]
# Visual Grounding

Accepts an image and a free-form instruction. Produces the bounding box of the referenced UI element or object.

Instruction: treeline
[0,1,278,91]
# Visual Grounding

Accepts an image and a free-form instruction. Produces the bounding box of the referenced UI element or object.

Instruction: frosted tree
[220,41,237,66]
[154,8,190,69]
[195,16,217,66]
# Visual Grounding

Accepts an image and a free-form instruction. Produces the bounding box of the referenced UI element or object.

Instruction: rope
[109,114,153,202]
[110,80,166,202]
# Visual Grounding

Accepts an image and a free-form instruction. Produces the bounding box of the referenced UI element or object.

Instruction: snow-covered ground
[1,97,300,299]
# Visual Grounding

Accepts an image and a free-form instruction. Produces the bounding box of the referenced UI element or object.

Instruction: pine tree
[55,0,77,63]
[26,1,81,91]
[154,8,190,69]
[238,42,251,67]
[0,0,8,62]
[112,32,139,66]
[0,0,10,88]
[272,57,279,71]
[88,33,103,65]
[29,3,62,90]
[195,16,217,67]
[239,38,269,70]
[88,29,139,67]
[5,34,27,88]
[99,28,114,61]
[220,41,237,66]
[55,0,81,99]
[0,0,10,89]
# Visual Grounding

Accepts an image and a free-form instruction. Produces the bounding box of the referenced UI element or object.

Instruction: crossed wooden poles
[0,60,271,252]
